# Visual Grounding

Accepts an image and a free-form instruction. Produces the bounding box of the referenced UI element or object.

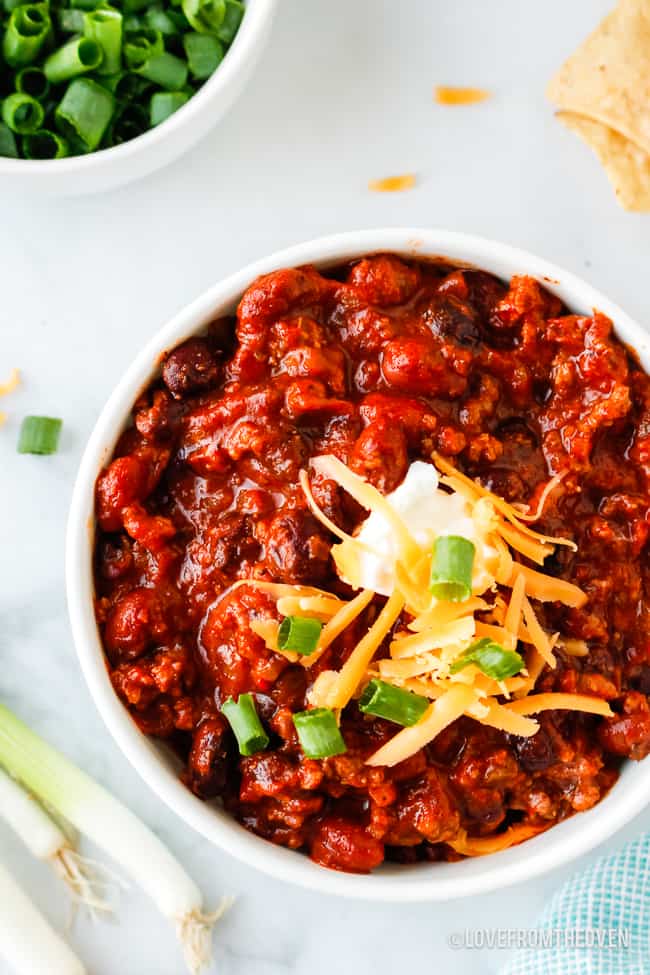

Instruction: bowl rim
[67,227,650,901]
[0,0,276,178]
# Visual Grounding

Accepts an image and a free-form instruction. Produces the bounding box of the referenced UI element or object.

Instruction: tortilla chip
[558,110,650,211]
[547,0,650,156]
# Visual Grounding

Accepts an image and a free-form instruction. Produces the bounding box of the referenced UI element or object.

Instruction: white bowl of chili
[67,228,650,900]
[0,0,276,195]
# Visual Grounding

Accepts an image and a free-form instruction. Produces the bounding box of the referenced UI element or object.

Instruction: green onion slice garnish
[450,638,524,680]
[17,416,62,455]
[221,693,269,757]
[430,535,475,602]
[293,708,347,759]
[358,679,429,727]
[277,616,322,655]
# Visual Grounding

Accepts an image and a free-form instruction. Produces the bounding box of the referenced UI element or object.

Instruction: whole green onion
[293,708,347,759]
[17,416,62,454]
[430,535,475,602]
[216,0,243,43]
[181,0,224,34]
[2,92,44,133]
[123,27,163,69]
[183,31,222,79]
[83,6,122,75]
[277,616,322,656]
[16,64,49,98]
[0,122,19,157]
[358,679,429,727]
[55,77,115,151]
[149,89,188,125]
[2,4,51,68]
[450,638,524,680]
[221,693,269,757]
[44,38,103,84]
[22,129,69,158]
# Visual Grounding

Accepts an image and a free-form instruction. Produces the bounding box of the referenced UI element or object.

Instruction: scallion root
[176,898,234,974]
[52,847,120,920]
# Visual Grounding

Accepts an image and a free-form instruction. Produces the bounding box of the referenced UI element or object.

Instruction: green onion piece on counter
[182,0,225,34]
[57,6,85,31]
[221,693,269,756]
[183,30,222,79]
[55,77,115,151]
[2,4,51,68]
[216,0,243,43]
[83,6,122,75]
[16,64,49,98]
[293,708,347,759]
[277,615,322,655]
[150,89,188,125]
[17,416,62,454]
[123,27,164,69]
[0,122,19,157]
[0,702,228,969]
[430,535,475,602]
[450,638,524,680]
[136,50,188,89]
[145,5,179,34]
[22,129,69,158]
[358,678,429,727]
[2,92,44,133]
[44,37,103,83]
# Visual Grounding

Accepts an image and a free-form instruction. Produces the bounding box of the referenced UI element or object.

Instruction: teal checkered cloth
[501,834,650,974]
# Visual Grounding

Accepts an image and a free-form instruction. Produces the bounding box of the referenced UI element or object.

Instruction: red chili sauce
[94,255,650,873]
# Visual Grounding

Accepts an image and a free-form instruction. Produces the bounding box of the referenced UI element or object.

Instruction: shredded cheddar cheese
[0,368,20,396]
[241,454,602,782]
[434,86,491,106]
[368,173,416,192]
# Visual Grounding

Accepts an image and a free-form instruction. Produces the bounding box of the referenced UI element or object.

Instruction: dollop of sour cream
[351,461,496,596]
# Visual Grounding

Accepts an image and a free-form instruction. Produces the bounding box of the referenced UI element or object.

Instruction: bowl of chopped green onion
[0,0,275,193]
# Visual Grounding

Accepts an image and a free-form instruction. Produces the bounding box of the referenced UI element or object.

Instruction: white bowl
[67,228,650,900]
[0,0,276,195]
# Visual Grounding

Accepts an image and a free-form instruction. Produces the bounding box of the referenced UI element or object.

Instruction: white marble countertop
[2,0,650,972]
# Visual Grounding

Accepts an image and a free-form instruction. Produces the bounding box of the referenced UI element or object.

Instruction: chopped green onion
[450,638,524,680]
[100,70,149,100]
[83,6,122,75]
[150,89,188,125]
[430,535,475,602]
[359,679,429,727]
[183,30,222,79]
[0,702,226,969]
[145,4,180,35]
[44,37,103,84]
[277,615,322,655]
[123,27,163,69]
[2,4,51,68]
[293,708,347,759]
[70,0,101,10]
[108,101,148,143]
[16,64,49,98]
[17,416,62,454]
[57,6,85,31]
[0,122,19,157]
[22,129,69,158]
[122,0,150,13]
[2,92,44,134]
[221,693,269,756]
[216,0,243,43]
[55,77,115,151]
[181,0,225,34]
[136,50,188,89]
